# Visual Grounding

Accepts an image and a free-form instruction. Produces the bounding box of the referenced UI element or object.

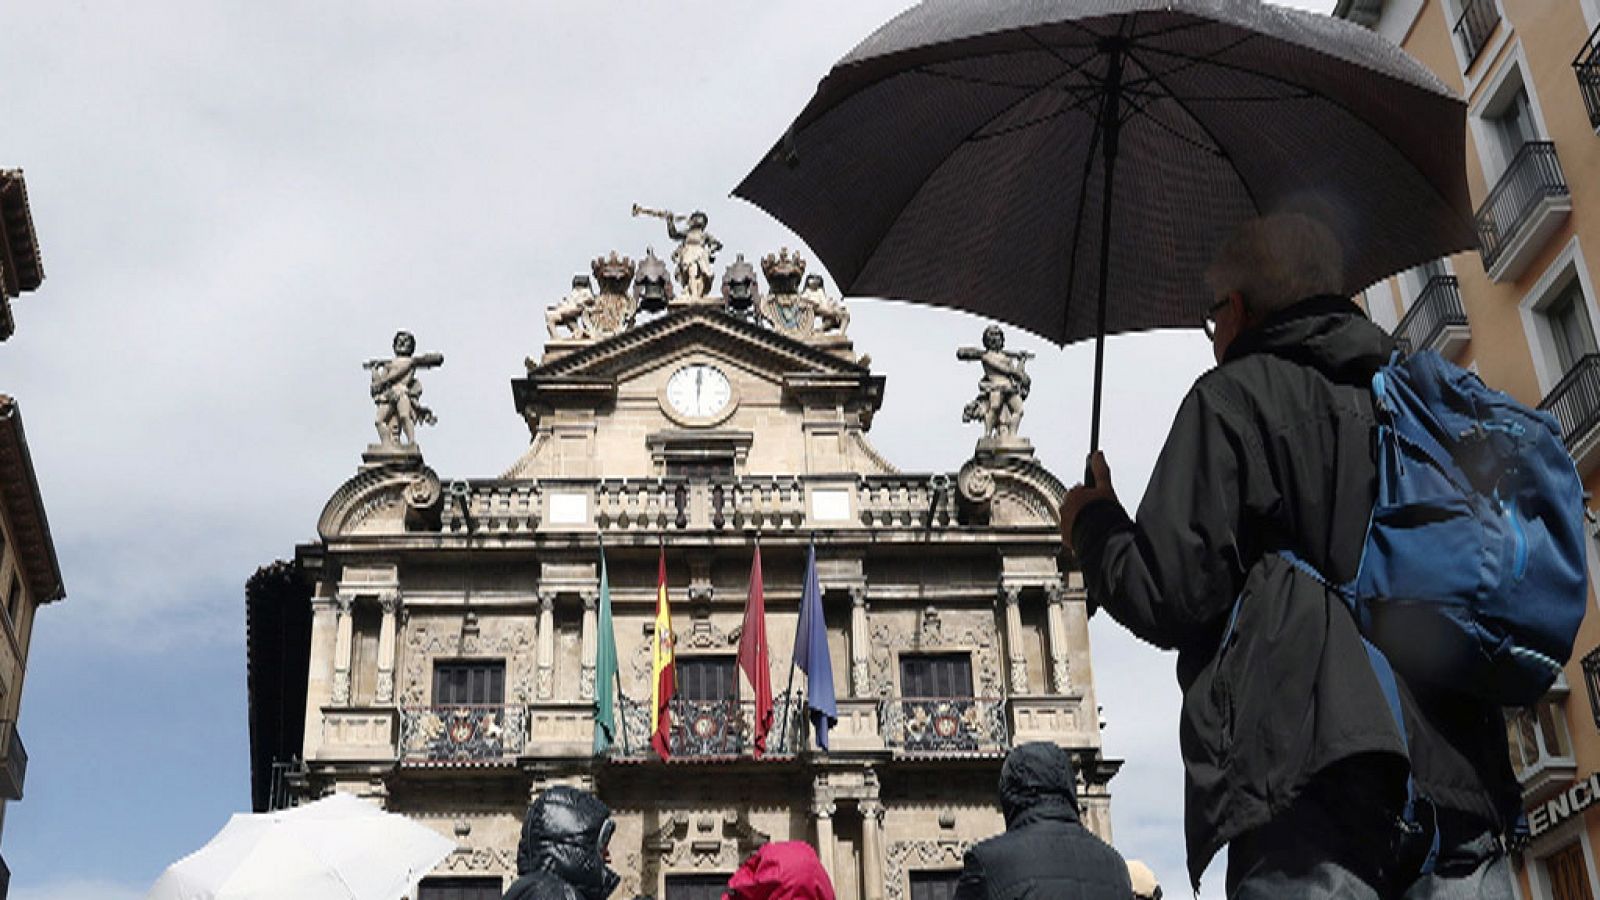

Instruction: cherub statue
[365,330,445,447]
[957,325,1033,441]
[800,273,850,338]
[664,210,723,300]
[546,275,596,340]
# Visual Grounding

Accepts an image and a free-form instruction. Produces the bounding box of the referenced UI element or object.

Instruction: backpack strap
[1275,549,1441,875]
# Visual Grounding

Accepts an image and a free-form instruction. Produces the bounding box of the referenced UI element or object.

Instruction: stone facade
[277,256,1116,898]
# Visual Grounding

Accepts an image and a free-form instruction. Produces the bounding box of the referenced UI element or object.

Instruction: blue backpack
[1331,350,1588,706]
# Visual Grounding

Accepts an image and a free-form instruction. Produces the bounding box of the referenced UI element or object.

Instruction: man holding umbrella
[1061,213,1518,899]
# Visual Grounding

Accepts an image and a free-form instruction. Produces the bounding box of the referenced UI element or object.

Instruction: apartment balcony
[399,704,527,766]
[1539,354,1600,473]
[1453,0,1500,68]
[1476,143,1572,283]
[608,693,807,761]
[1576,24,1600,133]
[1393,276,1471,359]
[879,696,1008,757]
[0,720,26,801]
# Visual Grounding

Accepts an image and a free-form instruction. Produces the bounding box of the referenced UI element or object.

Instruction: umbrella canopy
[735,0,1474,347]
[146,793,456,900]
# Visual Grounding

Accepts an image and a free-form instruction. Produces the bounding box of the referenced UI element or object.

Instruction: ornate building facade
[249,215,1117,900]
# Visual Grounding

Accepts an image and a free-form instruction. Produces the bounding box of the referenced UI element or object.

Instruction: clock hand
[696,369,703,409]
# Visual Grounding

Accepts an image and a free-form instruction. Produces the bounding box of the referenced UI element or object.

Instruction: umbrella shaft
[1088,44,1125,473]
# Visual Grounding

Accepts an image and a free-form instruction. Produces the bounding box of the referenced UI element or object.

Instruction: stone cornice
[0,395,63,603]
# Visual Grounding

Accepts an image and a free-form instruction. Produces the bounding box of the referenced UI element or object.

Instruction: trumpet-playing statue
[958,325,1033,441]
[634,205,722,301]
[366,330,445,448]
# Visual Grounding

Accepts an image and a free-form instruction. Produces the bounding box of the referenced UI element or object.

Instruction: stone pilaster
[860,796,887,898]
[1001,584,1028,695]
[812,779,837,881]
[332,594,354,706]
[1045,582,1072,693]
[536,591,555,700]
[849,586,871,697]
[580,590,598,701]
[375,592,400,704]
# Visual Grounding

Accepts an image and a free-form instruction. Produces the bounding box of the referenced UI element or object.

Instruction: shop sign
[1529,772,1600,838]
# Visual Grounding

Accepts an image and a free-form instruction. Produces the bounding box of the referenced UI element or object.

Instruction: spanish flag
[650,546,676,761]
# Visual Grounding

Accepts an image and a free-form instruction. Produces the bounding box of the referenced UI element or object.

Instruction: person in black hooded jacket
[503,786,621,900]
[953,742,1131,900]
[1062,214,1519,899]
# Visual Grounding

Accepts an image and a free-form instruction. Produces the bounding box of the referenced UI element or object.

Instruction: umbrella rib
[1122,46,1263,216]
[1118,94,1224,158]
[969,91,1104,143]
[1056,69,1112,344]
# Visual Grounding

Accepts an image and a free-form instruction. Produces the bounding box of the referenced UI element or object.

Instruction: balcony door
[433,660,506,706]
[910,871,962,900]
[1488,85,1537,174]
[1549,281,1598,376]
[900,654,974,699]
[677,656,737,702]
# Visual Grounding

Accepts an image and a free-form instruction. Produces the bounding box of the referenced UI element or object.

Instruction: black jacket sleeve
[1073,380,1280,650]
[953,848,987,900]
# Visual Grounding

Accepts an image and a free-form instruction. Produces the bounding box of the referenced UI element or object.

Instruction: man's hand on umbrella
[1061,452,1118,555]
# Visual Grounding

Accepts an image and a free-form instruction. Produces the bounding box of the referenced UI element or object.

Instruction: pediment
[526,306,869,384]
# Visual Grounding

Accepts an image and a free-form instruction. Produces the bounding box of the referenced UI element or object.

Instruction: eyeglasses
[1201,297,1230,340]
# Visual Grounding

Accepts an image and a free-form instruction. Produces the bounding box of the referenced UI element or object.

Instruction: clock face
[665,364,732,419]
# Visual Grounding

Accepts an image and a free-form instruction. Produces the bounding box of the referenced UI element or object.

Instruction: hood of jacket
[722,842,836,900]
[516,786,620,900]
[999,742,1081,829]
[1224,295,1394,387]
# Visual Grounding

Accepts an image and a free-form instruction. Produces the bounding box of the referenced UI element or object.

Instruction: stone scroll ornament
[365,330,444,448]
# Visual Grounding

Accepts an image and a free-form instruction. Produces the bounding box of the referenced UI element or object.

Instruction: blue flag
[792,540,837,750]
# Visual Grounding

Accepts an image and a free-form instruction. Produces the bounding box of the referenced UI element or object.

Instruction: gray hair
[1204,214,1345,318]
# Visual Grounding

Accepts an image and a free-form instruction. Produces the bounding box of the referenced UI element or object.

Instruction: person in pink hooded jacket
[722,841,836,900]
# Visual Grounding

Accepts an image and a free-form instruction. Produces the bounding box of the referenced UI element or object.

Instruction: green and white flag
[593,543,621,755]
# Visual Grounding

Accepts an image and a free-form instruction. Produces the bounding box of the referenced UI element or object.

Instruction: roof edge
[0,395,64,603]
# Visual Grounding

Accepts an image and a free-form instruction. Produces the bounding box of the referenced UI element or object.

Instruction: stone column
[580,590,598,701]
[332,594,355,706]
[536,591,555,701]
[375,592,400,704]
[859,797,886,899]
[1045,582,1072,693]
[849,586,871,697]
[811,796,837,881]
[1001,585,1029,695]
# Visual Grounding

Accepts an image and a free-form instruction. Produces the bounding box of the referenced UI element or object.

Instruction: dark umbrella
[735,0,1475,454]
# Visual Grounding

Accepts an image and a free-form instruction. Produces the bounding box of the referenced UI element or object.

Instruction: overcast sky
[2,2,1333,897]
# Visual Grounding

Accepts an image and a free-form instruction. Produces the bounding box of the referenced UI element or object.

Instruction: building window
[417,877,503,900]
[1549,280,1599,375]
[664,873,733,900]
[349,603,381,705]
[910,870,963,900]
[664,457,734,480]
[1584,646,1600,730]
[432,660,505,706]
[900,653,974,698]
[1506,689,1575,783]
[677,656,737,702]
[1545,840,1595,900]
[1487,85,1539,171]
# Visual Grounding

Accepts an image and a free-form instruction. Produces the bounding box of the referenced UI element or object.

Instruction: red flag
[738,544,774,758]
[650,547,676,761]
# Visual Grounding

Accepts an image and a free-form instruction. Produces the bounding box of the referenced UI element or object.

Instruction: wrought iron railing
[610,691,806,759]
[0,720,26,801]
[1476,142,1569,274]
[1583,645,1600,730]
[1577,24,1600,132]
[400,704,527,763]
[1453,0,1500,66]
[879,697,1008,754]
[1539,354,1600,452]
[1393,276,1467,355]
[266,758,304,811]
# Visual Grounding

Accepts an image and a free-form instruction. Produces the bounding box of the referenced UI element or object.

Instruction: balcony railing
[1453,0,1500,67]
[1539,354,1600,454]
[0,720,26,801]
[1394,276,1468,356]
[1476,143,1569,277]
[400,704,527,764]
[1583,644,1600,730]
[611,692,807,759]
[879,697,1008,755]
[1576,24,1600,132]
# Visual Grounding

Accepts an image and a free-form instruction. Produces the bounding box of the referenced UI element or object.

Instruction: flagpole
[776,531,806,755]
[618,672,631,756]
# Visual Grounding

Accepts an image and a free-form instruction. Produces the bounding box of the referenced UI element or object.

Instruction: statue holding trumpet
[633,204,723,301]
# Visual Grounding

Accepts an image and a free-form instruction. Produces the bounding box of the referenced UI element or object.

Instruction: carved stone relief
[869,609,1004,698]
[884,839,970,900]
